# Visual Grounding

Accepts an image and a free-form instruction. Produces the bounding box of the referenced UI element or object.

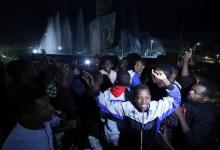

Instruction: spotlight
[58,46,62,50]
[32,49,37,54]
[84,59,91,65]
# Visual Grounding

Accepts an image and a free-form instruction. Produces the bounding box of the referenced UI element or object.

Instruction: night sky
[0,0,219,44]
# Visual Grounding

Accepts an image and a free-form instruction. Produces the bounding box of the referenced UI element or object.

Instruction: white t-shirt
[2,116,61,150]
[100,69,117,84]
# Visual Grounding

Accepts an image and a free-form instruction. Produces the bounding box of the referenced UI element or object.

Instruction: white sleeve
[96,91,132,119]
[150,84,181,121]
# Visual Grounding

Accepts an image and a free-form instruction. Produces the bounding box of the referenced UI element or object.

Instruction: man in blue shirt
[128,59,146,88]
[2,87,60,150]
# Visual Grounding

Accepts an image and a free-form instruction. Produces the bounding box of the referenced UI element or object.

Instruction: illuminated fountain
[143,38,166,58]
[37,12,75,54]
[62,17,73,53]
[75,7,86,54]
[120,31,165,58]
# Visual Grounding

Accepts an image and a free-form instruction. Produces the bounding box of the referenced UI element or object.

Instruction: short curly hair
[197,81,216,99]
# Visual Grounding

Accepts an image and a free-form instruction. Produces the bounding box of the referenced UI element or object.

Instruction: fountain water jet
[38,13,73,54]
[75,7,86,53]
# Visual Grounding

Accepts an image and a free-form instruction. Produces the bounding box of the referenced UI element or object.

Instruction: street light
[193,42,200,53]
[150,40,154,51]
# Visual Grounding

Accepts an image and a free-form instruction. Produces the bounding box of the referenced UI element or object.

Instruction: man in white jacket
[101,70,131,148]
[82,69,181,149]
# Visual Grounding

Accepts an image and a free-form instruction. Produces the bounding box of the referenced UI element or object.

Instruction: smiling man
[82,69,181,149]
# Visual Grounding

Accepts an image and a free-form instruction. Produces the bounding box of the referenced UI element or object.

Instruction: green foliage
[0,45,24,59]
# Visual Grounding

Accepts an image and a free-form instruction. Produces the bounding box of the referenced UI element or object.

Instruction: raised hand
[159,125,169,142]
[151,69,167,81]
[159,126,175,150]
[81,71,95,88]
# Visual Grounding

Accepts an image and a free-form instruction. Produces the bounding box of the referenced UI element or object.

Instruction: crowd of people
[0,49,219,150]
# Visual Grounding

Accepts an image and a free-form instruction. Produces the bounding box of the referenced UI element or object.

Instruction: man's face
[188,84,206,102]
[103,60,113,73]
[135,89,151,111]
[134,61,145,73]
[31,96,55,123]
[120,59,128,69]
[151,68,166,88]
